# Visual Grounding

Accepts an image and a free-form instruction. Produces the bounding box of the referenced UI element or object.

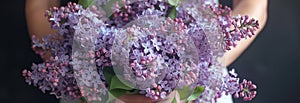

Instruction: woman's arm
[225,0,268,66]
[26,0,60,39]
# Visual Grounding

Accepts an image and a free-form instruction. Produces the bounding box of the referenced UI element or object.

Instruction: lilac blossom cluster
[111,17,201,100]
[219,69,257,101]
[23,0,259,102]
[107,0,171,27]
[208,4,259,50]
[23,3,109,101]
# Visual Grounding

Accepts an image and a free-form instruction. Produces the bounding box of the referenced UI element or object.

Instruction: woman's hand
[25,0,60,39]
[26,0,60,60]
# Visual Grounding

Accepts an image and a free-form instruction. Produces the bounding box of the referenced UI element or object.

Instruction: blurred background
[0,0,299,103]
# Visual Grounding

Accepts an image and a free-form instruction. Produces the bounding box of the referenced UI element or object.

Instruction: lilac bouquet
[23,0,259,102]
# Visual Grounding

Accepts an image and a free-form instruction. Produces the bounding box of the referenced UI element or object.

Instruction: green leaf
[106,90,118,103]
[177,86,194,100]
[110,76,132,90]
[105,89,130,103]
[186,86,204,102]
[125,89,139,94]
[168,0,180,6]
[103,67,115,86]
[96,89,124,103]
[168,7,177,19]
[78,0,95,9]
[109,88,128,98]
[103,0,122,18]
[102,67,138,103]
[172,97,177,103]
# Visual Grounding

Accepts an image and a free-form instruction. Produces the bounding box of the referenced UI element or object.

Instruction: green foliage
[103,67,137,102]
[167,0,180,19]
[78,0,95,9]
[168,7,177,19]
[172,97,177,103]
[103,67,115,86]
[168,0,180,6]
[177,86,193,100]
[110,76,132,90]
[186,86,204,102]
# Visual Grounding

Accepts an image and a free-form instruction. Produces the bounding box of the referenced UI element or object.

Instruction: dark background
[0,0,299,103]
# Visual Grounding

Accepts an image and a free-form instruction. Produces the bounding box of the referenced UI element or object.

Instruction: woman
[25,0,268,102]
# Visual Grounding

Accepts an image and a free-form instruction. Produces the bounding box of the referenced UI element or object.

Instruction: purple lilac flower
[208,4,259,50]
[23,58,82,99]
[234,79,257,101]
[221,69,240,95]
[107,0,171,28]
[111,21,180,100]
[217,69,257,102]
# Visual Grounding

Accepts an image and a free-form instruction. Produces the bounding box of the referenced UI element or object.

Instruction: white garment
[217,92,233,103]
[217,68,234,103]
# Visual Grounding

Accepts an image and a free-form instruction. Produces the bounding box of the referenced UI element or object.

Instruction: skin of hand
[26,0,59,39]
[25,0,267,102]
[26,0,60,59]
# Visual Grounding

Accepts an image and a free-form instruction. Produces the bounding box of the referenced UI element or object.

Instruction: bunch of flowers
[23,0,259,102]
